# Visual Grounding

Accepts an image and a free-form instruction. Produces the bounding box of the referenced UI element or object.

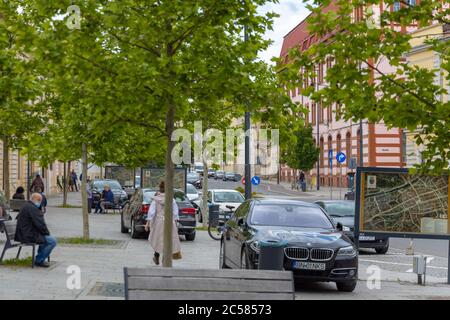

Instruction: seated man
[95,185,115,213]
[14,193,57,267]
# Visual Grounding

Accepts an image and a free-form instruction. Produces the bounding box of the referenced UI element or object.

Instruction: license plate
[359,235,375,241]
[292,261,326,271]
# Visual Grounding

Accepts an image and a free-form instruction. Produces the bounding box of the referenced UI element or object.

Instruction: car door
[225,201,250,267]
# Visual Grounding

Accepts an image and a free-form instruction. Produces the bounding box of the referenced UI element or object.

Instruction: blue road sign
[251,176,261,186]
[336,152,347,164]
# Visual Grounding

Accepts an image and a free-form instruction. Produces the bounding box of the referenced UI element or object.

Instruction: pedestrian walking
[12,186,26,200]
[299,171,306,192]
[86,179,93,214]
[56,175,63,192]
[144,181,182,265]
[14,193,57,267]
[71,170,78,192]
[30,174,45,193]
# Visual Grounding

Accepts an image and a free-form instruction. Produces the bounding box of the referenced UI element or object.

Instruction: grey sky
[258,0,310,64]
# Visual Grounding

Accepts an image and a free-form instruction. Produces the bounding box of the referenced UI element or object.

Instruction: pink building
[278,1,414,187]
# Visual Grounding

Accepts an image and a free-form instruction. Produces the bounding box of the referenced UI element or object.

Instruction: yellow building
[404,23,449,167]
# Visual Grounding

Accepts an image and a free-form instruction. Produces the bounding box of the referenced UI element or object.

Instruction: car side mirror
[336,222,343,232]
[237,217,246,228]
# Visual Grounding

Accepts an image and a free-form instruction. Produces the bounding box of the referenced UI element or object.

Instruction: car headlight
[337,246,357,258]
[250,241,260,253]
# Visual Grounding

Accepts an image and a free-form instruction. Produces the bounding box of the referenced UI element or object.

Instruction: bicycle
[208,205,234,241]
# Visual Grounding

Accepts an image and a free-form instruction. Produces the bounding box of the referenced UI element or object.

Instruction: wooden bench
[123,268,295,300]
[9,199,28,212]
[0,220,49,268]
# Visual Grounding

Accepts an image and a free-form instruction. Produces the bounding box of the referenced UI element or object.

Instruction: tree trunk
[63,162,68,206]
[2,136,10,201]
[81,143,89,239]
[163,102,175,268]
[201,161,209,226]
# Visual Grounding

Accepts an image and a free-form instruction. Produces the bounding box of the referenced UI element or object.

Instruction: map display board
[141,168,187,193]
[104,166,135,187]
[357,168,449,238]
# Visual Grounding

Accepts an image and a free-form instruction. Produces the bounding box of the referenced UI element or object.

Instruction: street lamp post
[244,25,252,200]
[315,66,320,191]
[359,120,363,167]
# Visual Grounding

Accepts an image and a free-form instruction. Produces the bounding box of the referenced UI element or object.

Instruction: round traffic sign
[241,177,245,185]
[336,152,346,163]
[251,176,261,186]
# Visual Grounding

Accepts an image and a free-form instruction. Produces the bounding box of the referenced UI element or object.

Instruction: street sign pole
[329,150,333,200]
[339,164,342,200]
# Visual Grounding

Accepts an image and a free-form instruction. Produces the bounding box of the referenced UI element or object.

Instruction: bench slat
[128,290,294,300]
[126,268,293,280]
[127,277,293,293]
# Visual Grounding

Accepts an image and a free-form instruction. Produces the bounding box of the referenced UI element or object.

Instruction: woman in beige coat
[144,181,182,265]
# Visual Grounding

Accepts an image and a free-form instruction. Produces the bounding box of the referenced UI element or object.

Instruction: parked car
[220,198,358,292]
[314,200,389,254]
[186,183,200,201]
[214,170,225,180]
[121,188,197,240]
[194,162,204,176]
[207,169,216,178]
[187,172,202,189]
[223,172,237,181]
[199,189,244,215]
[91,179,128,209]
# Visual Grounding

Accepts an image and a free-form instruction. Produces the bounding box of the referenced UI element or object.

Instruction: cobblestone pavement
[1,192,449,300]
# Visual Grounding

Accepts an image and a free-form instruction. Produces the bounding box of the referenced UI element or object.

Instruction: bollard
[258,240,288,270]
[413,255,427,286]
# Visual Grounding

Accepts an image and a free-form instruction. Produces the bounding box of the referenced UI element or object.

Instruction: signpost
[328,150,333,199]
[336,152,346,200]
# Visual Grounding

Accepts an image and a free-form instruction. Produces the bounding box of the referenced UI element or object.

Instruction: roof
[279,1,340,58]
[253,198,317,206]
[315,200,355,204]
[210,189,242,193]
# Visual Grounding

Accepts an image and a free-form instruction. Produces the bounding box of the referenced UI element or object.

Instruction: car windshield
[251,204,334,229]
[187,173,199,179]
[143,190,156,203]
[213,192,244,203]
[93,180,122,190]
[226,172,234,176]
[216,171,224,174]
[186,184,197,194]
[324,202,355,217]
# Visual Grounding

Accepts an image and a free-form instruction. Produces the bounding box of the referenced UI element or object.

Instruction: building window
[402,130,407,163]
[407,0,416,6]
[312,102,316,125]
[346,132,351,165]
[320,138,324,168]
[393,1,401,12]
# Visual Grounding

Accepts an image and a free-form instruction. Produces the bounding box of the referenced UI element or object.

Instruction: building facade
[278,1,421,187]
[404,23,449,168]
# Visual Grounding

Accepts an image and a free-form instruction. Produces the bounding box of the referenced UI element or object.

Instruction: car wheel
[375,244,389,254]
[185,232,196,241]
[130,218,140,239]
[219,240,230,269]
[336,281,357,292]
[240,248,249,269]
[120,211,128,234]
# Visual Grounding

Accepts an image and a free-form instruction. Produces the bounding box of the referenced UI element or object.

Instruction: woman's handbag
[172,251,182,260]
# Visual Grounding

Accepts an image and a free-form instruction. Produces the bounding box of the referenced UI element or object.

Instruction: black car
[223,172,237,181]
[220,199,358,292]
[187,172,202,189]
[121,188,197,240]
[91,179,128,209]
[314,200,389,254]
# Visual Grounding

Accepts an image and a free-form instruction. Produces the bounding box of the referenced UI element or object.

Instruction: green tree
[283,125,320,178]
[281,0,449,174]
[0,15,44,200]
